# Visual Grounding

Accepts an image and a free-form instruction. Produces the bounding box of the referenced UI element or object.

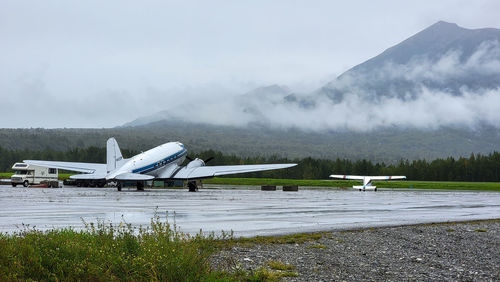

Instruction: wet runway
[1,185,499,237]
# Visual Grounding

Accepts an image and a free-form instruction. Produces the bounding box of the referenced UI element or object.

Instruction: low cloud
[156,87,500,131]
[153,41,500,131]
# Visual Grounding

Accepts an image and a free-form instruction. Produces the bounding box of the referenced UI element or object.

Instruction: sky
[1,0,500,128]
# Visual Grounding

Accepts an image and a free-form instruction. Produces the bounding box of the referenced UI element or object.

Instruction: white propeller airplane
[329,175,406,191]
[24,137,297,191]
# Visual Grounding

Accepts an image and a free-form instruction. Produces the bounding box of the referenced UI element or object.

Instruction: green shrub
[0,215,219,281]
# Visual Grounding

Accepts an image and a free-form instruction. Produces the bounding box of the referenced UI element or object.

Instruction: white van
[11,162,58,187]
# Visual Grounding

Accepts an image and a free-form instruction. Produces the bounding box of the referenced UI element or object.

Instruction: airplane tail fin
[107,137,126,172]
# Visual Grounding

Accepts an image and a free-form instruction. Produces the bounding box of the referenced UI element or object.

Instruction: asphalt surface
[1,185,499,237]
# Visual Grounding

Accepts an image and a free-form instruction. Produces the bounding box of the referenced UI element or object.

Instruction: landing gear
[137,181,144,191]
[187,181,198,192]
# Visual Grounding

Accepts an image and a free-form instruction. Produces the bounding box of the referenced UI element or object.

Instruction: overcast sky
[1,0,500,128]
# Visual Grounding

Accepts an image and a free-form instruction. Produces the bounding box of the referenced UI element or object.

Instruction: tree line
[0,146,499,182]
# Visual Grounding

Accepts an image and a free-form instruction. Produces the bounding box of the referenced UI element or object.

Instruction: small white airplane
[329,175,406,191]
[24,137,296,191]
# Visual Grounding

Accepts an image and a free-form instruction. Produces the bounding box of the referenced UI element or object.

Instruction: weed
[268,260,295,271]
[250,267,298,280]
[236,232,323,245]
[307,244,327,249]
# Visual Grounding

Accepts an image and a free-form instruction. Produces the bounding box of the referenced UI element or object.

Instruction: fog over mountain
[127,21,500,131]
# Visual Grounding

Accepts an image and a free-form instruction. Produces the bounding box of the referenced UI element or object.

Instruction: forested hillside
[1,124,499,163]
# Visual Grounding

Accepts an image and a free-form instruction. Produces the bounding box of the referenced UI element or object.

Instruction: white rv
[11,162,58,187]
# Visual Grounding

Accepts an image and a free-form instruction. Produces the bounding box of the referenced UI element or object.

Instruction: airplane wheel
[23,180,29,187]
[188,181,198,192]
[137,181,144,191]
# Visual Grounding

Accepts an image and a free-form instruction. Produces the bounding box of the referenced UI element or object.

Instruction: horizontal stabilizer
[24,160,107,174]
[113,173,155,181]
[70,173,107,180]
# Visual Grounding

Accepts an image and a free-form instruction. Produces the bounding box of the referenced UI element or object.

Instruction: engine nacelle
[186,158,205,169]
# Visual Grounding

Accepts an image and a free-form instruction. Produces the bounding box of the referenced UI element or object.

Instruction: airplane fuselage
[107,142,187,179]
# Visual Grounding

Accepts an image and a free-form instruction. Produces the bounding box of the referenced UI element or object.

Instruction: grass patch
[0,172,72,181]
[249,267,299,280]
[204,177,500,191]
[234,232,324,246]
[373,180,500,191]
[268,260,295,271]
[204,177,355,187]
[0,215,253,281]
[0,172,13,179]
[307,244,327,249]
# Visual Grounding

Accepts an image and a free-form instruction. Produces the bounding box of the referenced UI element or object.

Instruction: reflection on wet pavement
[1,185,499,237]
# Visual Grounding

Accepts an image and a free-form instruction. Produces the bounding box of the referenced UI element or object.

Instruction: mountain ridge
[319,21,500,101]
[120,21,500,161]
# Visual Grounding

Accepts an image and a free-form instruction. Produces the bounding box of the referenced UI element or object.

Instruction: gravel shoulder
[212,219,500,281]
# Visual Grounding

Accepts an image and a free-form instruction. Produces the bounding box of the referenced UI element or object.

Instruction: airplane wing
[24,160,106,174]
[329,175,365,180]
[113,173,155,181]
[367,176,406,180]
[169,163,297,180]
